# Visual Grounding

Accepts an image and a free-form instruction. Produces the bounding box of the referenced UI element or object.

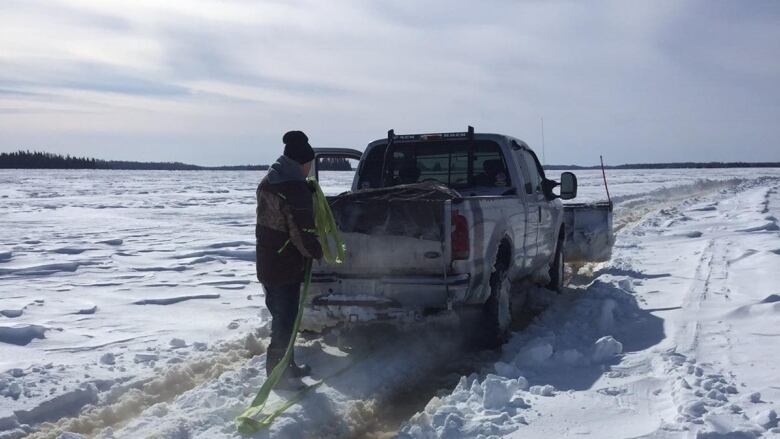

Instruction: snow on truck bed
[1,168,780,439]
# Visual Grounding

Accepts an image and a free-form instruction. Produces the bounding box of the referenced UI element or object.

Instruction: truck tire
[546,238,564,292]
[483,259,512,348]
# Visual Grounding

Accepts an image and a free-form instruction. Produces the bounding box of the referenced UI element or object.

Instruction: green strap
[276,239,290,254]
[236,260,312,434]
[237,179,345,434]
[309,178,346,264]
[237,346,373,432]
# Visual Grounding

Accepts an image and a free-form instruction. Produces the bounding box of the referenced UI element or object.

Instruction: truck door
[525,150,555,264]
[518,149,541,269]
[311,148,363,195]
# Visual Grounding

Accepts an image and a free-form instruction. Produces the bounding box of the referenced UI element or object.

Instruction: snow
[402,174,780,438]
[2,168,780,438]
[0,325,48,347]
[591,336,623,363]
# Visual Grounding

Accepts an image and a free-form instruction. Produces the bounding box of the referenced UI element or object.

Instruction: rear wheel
[546,238,565,292]
[483,258,512,348]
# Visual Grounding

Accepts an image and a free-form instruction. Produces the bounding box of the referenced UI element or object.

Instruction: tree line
[545,162,780,170]
[318,157,353,171]
[0,151,269,171]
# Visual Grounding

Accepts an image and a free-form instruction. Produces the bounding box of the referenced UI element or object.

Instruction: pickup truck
[305,127,613,345]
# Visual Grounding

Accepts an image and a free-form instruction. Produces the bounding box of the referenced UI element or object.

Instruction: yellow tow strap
[236,178,344,433]
[309,177,346,264]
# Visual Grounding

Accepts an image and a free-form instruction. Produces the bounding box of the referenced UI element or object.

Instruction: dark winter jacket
[256,155,323,286]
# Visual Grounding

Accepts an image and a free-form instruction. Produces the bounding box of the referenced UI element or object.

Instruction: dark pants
[263,282,301,376]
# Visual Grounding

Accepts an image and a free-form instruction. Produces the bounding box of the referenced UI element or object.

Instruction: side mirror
[559,172,577,200]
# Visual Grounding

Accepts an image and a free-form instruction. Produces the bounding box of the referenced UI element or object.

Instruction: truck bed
[322,183,457,276]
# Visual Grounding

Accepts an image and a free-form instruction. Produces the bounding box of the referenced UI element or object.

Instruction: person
[256,130,323,389]
[474,159,503,187]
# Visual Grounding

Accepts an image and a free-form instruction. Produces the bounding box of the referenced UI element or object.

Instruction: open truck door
[311,148,363,193]
[561,157,615,264]
[562,201,614,263]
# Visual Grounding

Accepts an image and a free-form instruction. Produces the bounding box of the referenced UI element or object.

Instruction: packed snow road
[2,169,780,438]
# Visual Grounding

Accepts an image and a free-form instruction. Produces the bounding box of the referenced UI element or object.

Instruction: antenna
[600,155,612,206]
[541,117,546,165]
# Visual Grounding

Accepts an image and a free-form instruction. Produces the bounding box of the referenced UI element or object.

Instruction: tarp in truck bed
[327,182,459,241]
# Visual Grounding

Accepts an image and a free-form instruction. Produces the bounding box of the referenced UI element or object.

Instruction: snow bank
[403,374,528,438]
[401,280,643,437]
[0,262,95,276]
[0,325,47,347]
[172,250,255,262]
[0,309,24,318]
[52,247,93,255]
[132,294,220,306]
[97,239,123,246]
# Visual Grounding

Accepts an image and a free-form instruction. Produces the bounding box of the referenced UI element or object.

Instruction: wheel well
[496,238,512,270]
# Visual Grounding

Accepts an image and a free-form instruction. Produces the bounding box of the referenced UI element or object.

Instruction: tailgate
[563,201,614,263]
[318,183,457,276]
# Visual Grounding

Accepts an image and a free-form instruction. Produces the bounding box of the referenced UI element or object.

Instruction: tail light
[451,211,470,260]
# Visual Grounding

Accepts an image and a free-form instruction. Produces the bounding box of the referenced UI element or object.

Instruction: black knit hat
[282,130,315,164]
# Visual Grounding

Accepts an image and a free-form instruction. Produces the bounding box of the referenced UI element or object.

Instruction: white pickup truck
[306,127,613,345]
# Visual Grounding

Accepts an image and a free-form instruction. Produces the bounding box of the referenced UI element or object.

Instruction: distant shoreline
[0,151,347,171]
[1,150,778,171]
[544,162,780,170]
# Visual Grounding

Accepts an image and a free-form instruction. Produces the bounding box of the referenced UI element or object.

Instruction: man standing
[256,130,322,389]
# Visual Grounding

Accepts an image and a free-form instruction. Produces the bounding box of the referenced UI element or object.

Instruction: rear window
[357,140,510,190]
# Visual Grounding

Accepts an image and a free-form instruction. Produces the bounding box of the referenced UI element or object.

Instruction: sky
[1,0,779,166]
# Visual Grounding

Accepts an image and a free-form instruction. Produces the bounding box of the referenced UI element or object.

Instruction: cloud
[0,0,778,165]
[1,62,191,97]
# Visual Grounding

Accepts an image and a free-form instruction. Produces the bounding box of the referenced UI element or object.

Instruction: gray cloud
[0,61,191,102]
[156,26,352,97]
[0,0,778,166]
[59,63,192,96]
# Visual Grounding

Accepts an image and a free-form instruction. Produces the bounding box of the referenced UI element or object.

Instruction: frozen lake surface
[1,167,780,438]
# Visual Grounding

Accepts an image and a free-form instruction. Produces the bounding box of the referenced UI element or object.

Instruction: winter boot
[289,361,312,378]
[265,348,285,378]
[274,375,307,391]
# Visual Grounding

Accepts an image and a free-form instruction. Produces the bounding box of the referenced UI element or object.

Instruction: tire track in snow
[627,181,775,435]
[611,178,748,233]
[677,239,715,354]
[117,324,493,438]
[24,334,266,439]
[25,318,497,438]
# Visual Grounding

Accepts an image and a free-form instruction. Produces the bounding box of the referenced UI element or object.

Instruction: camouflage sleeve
[281,184,323,260]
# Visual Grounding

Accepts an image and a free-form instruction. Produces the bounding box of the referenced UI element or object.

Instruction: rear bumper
[303,272,470,328]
